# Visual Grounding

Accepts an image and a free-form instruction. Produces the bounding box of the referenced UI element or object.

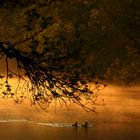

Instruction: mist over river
[0,85,140,140]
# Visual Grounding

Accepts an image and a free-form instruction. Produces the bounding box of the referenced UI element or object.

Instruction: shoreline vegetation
[0,0,140,112]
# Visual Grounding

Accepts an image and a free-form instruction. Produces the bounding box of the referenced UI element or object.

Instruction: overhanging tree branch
[0,41,105,111]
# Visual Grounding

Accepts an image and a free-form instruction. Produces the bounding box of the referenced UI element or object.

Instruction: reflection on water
[0,122,139,140]
[0,85,140,140]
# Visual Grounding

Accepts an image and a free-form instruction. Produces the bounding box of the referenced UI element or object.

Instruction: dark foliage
[0,0,139,111]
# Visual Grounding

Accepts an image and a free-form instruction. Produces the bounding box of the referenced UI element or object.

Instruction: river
[0,85,139,140]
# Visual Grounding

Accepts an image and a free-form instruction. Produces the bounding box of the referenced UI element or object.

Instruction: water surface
[0,85,140,140]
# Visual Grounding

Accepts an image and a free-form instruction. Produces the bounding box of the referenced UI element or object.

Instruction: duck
[82,121,88,127]
[72,122,78,127]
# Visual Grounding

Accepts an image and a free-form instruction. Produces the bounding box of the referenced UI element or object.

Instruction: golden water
[0,85,139,140]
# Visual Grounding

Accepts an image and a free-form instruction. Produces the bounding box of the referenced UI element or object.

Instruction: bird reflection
[82,122,88,137]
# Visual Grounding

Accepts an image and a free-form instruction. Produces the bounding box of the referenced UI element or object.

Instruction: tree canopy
[0,0,139,111]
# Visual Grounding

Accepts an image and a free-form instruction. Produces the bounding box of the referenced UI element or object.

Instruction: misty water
[0,85,140,140]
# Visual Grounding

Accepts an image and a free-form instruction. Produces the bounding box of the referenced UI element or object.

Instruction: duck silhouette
[82,122,88,127]
[72,122,78,127]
